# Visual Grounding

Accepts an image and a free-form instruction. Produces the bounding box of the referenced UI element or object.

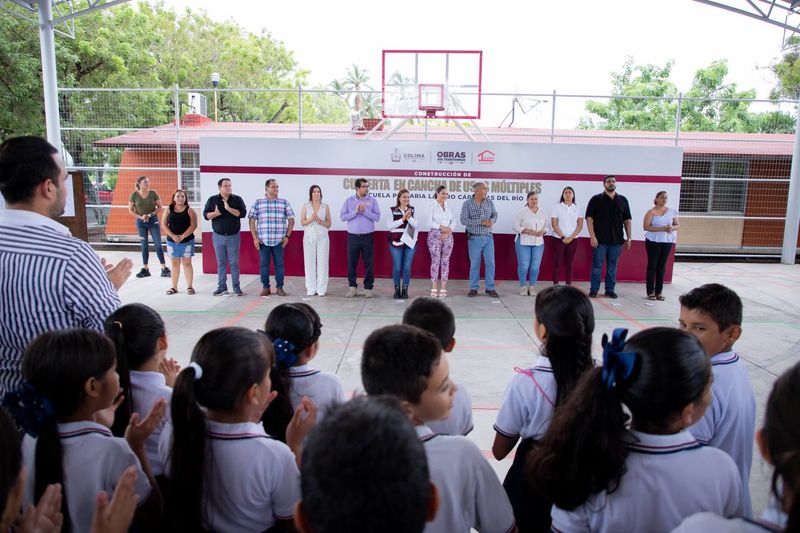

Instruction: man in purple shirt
[340,178,381,298]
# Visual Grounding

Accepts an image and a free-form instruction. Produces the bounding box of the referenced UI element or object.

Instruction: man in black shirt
[203,178,247,296]
[585,175,632,299]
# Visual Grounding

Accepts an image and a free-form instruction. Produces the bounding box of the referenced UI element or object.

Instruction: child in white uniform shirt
[105,303,178,477]
[529,327,743,533]
[260,303,345,442]
[493,285,595,531]
[674,360,799,533]
[403,297,474,436]
[160,327,316,533]
[296,396,440,533]
[361,324,515,533]
[679,283,756,517]
[4,329,163,533]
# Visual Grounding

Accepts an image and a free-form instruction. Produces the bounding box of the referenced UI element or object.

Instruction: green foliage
[581,57,794,134]
[771,36,800,99]
[331,64,380,117]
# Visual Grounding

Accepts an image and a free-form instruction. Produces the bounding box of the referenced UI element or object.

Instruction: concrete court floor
[107,250,799,517]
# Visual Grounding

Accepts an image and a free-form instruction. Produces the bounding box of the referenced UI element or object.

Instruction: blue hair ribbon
[273,337,298,367]
[2,383,55,438]
[601,328,638,390]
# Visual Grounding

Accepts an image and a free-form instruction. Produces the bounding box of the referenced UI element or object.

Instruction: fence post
[674,93,683,146]
[298,86,303,138]
[550,90,557,143]
[174,85,182,191]
[781,103,800,264]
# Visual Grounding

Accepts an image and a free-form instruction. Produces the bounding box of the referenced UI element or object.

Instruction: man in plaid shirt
[249,178,295,296]
[460,181,499,297]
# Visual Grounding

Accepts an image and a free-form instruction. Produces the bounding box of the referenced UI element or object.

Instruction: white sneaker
[345,287,357,298]
[307,292,315,296]
[520,286,528,296]
[364,289,373,298]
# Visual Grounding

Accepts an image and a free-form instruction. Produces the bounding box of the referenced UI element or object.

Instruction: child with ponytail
[260,303,344,442]
[528,327,743,532]
[104,303,178,477]
[2,329,164,533]
[161,327,316,533]
[492,284,595,531]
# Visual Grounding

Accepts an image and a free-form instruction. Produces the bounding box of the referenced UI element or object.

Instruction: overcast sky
[146,0,793,126]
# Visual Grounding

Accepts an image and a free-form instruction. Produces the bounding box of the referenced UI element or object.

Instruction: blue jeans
[467,234,495,290]
[259,242,285,289]
[389,244,416,287]
[515,239,544,287]
[135,217,165,266]
[591,243,623,293]
[212,232,241,290]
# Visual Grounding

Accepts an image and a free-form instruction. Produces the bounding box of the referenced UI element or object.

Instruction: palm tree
[342,64,372,113]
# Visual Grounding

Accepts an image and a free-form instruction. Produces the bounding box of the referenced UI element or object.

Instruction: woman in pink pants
[425,185,456,298]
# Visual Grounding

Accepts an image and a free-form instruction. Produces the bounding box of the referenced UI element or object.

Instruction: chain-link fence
[59,87,798,257]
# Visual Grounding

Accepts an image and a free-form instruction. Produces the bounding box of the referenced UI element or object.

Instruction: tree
[771,36,800,99]
[580,58,794,134]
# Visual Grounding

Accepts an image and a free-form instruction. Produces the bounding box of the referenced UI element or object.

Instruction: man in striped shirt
[460,182,499,298]
[0,136,131,396]
[249,178,295,297]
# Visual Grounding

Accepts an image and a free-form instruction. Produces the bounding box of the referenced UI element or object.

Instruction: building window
[180,151,200,203]
[680,158,747,214]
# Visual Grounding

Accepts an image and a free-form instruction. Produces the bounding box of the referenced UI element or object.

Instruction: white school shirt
[427,382,474,435]
[288,363,346,424]
[513,206,548,246]
[426,200,457,231]
[551,430,743,533]
[672,513,784,533]
[494,356,556,440]
[551,201,583,238]
[22,421,152,533]
[417,425,516,533]
[129,370,172,476]
[689,350,756,517]
[159,420,300,533]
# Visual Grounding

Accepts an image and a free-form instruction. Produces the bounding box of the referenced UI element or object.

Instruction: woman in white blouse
[513,192,548,296]
[426,185,456,298]
[550,186,584,286]
[643,190,679,300]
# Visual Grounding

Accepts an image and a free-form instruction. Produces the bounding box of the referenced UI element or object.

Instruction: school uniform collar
[415,424,439,443]
[287,364,320,377]
[129,370,167,386]
[533,355,552,371]
[0,208,71,236]
[206,419,269,440]
[57,420,113,439]
[710,350,739,366]
[624,429,702,455]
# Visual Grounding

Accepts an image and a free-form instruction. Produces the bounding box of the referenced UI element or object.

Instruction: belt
[214,231,240,236]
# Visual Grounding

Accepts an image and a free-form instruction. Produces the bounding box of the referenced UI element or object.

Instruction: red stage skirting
[201,231,671,284]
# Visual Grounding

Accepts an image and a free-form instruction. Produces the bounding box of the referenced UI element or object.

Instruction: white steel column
[37,0,61,149]
[782,105,800,264]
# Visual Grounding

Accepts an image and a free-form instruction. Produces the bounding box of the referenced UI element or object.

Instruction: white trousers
[303,228,330,295]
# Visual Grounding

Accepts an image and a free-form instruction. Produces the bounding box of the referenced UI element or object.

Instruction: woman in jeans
[128,175,169,278]
[387,189,418,299]
[550,186,583,285]
[643,190,679,300]
[162,189,197,294]
[513,192,548,296]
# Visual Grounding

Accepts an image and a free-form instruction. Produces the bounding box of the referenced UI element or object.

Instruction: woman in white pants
[301,185,331,296]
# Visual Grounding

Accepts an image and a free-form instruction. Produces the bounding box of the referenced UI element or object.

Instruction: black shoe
[394,286,402,299]
[605,291,618,299]
[401,286,408,299]
[589,290,598,298]
[135,268,151,278]
[467,289,478,297]
[161,267,171,278]
[485,289,499,298]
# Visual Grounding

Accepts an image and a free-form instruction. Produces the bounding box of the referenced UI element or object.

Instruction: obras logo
[435,150,467,165]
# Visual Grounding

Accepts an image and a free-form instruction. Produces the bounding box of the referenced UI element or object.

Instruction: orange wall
[742,158,795,247]
[106,150,180,236]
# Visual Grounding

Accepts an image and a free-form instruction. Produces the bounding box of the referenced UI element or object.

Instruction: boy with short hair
[679,283,756,517]
[295,396,438,533]
[361,325,515,533]
[402,296,474,435]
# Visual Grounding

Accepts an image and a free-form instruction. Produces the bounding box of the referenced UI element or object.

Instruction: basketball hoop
[418,84,445,118]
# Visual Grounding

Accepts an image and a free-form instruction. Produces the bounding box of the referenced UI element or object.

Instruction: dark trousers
[503,438,552,533]
[645,240,673,295]
[551,238,578,284]
[347,233,374,289]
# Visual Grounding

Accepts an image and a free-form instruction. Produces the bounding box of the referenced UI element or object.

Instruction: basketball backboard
[382,50,482,120]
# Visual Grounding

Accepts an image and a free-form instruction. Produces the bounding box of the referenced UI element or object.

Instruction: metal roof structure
[692,0,800,47]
